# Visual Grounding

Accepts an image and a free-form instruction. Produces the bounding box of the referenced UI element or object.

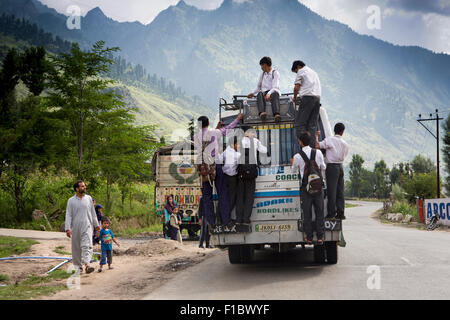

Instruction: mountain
[0,13,212,140]
[1,0,449,167]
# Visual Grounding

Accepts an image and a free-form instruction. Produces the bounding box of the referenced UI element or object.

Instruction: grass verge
[114,224,162,237]
[0,270,73,300]
[0,236,39,258]
[53,246,71,256]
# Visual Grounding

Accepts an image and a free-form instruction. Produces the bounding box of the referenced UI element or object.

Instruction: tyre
[228,245,242,264]
[228,245,254,264]
[241,245,254,264]
[325,241,338,264]
[313,244,326,264]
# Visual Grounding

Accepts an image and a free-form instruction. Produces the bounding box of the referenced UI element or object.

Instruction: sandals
[317,238,324,245]
[304,238,313,245]
[85,265,95,274]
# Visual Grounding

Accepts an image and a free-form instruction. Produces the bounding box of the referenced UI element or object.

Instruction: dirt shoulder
[0,234,218,300]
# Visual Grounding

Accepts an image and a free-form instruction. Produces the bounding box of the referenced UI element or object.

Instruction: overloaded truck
[152,141,202,239]
[209,94,343,264]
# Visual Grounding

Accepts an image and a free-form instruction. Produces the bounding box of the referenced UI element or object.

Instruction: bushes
[0,169,156,231]
[389,201,418,222]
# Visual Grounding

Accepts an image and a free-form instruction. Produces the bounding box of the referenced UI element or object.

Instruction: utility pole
[417,109,444,198]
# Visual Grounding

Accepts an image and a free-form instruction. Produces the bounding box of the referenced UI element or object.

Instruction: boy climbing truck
[210,94,343,265]
[152,142,202,240]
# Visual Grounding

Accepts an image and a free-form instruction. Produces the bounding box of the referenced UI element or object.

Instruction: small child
[169,207,183,243]
[98,216,120,272]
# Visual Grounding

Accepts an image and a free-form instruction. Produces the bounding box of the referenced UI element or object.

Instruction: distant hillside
[0,12,212,139]
[2,0,449,167]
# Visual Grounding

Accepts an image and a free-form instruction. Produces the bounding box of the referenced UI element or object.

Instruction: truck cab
[210,94,343,264]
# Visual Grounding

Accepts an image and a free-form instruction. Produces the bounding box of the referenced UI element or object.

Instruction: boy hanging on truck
[291,132,326,244]
[247,56,282,123]
[291,60,322,146]
[236,126,267,225]
[194,113,243,228]
[218,136,241,224]
[315,123,349,220]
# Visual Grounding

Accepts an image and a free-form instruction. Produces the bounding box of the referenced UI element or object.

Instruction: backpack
[299,149,323,195]
[237,138,259,181]
[196,137,216,184]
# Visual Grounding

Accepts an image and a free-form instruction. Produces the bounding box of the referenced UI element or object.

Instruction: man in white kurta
[65,181,100,273]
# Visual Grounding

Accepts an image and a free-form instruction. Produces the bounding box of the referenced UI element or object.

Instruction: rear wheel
[325,241,338,264]
[228,245,254,264]
[313,244,326,264]
[228,246,242,264]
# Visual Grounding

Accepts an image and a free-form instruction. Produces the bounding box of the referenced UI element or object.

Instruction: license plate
[255,224,295,232]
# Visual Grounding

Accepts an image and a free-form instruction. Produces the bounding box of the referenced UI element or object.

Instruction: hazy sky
[38,0,450,53]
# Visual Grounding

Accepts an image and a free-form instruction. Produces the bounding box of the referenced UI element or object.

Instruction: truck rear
[210,95,343,264]
[152,142,202,239]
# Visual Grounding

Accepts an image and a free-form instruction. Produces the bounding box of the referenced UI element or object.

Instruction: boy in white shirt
[218,137,241,223]
[291,132,326,244]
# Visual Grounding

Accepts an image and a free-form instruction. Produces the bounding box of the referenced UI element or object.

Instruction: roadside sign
[424,198,450,226]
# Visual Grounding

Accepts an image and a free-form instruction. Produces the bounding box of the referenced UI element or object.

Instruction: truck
[210,94,343,264]
[152,141,202,239]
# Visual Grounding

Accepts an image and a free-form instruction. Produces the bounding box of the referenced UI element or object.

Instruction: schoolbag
[299,149,323,195]
[196,136,216,184]
[237,137,259,181]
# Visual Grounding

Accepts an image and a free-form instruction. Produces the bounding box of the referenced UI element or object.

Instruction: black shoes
[336,215,346,220]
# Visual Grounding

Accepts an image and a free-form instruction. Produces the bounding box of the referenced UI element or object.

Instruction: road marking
[401,257,414,266]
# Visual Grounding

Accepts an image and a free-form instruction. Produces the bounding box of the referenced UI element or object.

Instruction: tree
[46,41,121,181]
[443,114,450,192]
[402,172,439,202]
[374,160,389,199]
[349,154,364,197]
[0,47,57,221]
[20,46,48,96]
[410,155,435,174]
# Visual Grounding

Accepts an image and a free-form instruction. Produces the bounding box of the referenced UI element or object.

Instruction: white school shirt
[291,146,326,178]
[294,66,322,98]
[319,135,349,164]
[219,146,241,176]
[241,136,268,161]
[252,69,281,96]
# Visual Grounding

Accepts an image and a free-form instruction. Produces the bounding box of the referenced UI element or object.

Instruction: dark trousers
[301,188,325,240]
[169,226,178,241]
[201,164,231,226]
[236,178,256,223]
[100,249,112,266]
[326,164,345,218]
[199,221,210,247]
[257,91,280,116]
[295,95,321,147]
[225,174,238,219]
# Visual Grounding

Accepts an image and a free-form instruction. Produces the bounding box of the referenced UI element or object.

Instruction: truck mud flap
[298,219,342,232]
[210,224,252,235]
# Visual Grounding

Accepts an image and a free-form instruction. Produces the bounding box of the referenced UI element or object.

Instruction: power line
[417,109,444,198]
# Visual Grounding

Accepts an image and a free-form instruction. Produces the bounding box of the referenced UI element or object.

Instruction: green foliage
[391,184,405,201]
[0,270,73,300]
[53,246,71,256]
[0,236,38,258]
[349,154,364,198]
[389,201,417,222]
[410,155,435,174]
[0,274,9,282]
[402,172,439,202]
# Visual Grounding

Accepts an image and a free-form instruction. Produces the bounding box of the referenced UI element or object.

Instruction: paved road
[0,228,67,240]
[144,201,450,300]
